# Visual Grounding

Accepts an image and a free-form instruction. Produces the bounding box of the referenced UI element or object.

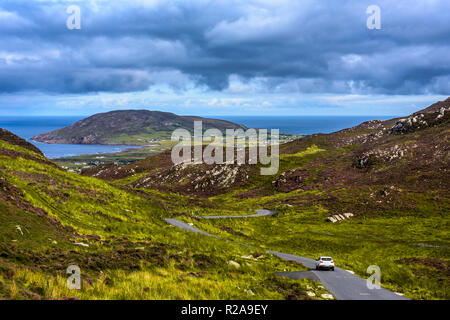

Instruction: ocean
[0,115,393,159]
[218,116,393,135]
[0,116,138,159]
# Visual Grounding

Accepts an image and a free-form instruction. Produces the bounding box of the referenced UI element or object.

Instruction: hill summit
[32,110,247,145]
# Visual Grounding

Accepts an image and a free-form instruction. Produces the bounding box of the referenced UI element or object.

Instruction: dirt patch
[218,225,250,238]
[233,188,276,199]
[396,257,449,272]
[192,254,219,268]
[265,277,310,300]
[0,241,181,276]
[272,169,310,193]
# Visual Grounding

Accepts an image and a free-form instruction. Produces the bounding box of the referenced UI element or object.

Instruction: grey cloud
[0,0,449,94]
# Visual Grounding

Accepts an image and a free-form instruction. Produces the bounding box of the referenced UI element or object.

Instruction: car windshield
[321,258,332,261]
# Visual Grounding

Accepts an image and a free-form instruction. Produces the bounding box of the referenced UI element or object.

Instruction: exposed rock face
[131,162,253,196]
[350,98,450,170]
[355,144,409,168]
[391,99,449,135]
[391,114,428,134]
[329,120,388,148]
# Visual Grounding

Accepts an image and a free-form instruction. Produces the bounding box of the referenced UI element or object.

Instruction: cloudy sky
[0,0,449,116]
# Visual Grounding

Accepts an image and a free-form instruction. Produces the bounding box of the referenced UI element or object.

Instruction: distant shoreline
[1,115,393,159]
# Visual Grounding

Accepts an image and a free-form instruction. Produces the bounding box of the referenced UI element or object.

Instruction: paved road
[165,212,409,300]
[200,209,276,219]
[269,251,408,300]
[165,218,220,238]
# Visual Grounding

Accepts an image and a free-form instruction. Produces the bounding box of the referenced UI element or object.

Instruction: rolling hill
[84,98,450,202]
[1,98,449,300]
[0,127,317,300]
[80,98,450,299]
[32,110,247,145]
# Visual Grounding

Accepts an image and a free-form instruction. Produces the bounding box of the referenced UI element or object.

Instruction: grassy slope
[94,100,450,300]
[105,143,448,299]
[7,100,447,300]
[188,122,449,299]
[161,149,448,299]
[0,130,326,300]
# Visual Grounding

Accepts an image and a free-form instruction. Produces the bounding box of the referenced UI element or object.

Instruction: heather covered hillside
[85,98,450,210]
[0,99,449,300]
[0,128,321,300]
[32,110,246,145]
[2,0,450,304]
[81,99,450,299]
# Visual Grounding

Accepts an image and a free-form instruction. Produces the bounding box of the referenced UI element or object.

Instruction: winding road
[165,210,409,300]
[199,209,276,219]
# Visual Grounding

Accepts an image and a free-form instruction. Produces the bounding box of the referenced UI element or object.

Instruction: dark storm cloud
[0,0,449,94]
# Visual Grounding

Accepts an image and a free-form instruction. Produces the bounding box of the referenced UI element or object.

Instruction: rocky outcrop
[130,162,252,196]
[327,213,354,223]
[355,144,409,168]
[227,260,240,268]
[391,114,428,134]
[353,154,376,169]
[391,99,449,135]
[272,169,309,192]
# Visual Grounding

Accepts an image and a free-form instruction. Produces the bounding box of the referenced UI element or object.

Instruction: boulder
[327,213,354,223]
[227,260,240,268]
[391,121,408,134]
[327,216,337,223]
[74,242,89,247]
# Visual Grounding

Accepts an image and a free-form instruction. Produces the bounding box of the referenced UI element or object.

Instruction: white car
[315,256,335,271]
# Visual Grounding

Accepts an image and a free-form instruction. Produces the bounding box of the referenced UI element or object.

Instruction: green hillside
[1,99,449,300]
[0,128,323,300]
[32,110,247,145]
[82,98,450,299]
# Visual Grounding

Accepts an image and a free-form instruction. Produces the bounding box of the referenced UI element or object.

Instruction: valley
[0,98,449,300]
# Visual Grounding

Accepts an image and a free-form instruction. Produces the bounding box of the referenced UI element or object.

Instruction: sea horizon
[0,114,396,159]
